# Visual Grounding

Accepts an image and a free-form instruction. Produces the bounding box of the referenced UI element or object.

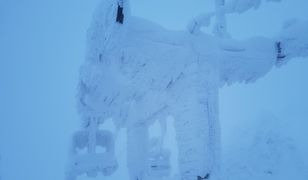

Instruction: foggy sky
[0,0,307,179]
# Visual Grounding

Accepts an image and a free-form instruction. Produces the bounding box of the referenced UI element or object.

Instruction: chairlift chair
[148,150,171,177]
[66,120,118,180]
[147,138,171,178]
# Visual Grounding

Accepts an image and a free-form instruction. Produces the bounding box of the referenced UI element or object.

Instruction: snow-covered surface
[225,0,262,14]
[277,19,308,65]
[188,0,283,35]
[69,0,308,180]
[0,0,308,180]
[219,37,276,85]
[222,112,308,180]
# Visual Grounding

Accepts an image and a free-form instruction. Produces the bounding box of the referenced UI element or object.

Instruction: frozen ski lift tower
[66,0,308,179]
[66,116,118,180]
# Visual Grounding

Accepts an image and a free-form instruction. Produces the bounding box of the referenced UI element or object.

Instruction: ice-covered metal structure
[66,0,308,180]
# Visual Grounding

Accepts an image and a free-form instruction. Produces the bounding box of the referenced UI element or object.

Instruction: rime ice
[66,0,308,180]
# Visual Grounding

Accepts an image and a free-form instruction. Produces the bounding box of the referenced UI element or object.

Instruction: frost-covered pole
[214,0,227,38]
[87,118,98,154]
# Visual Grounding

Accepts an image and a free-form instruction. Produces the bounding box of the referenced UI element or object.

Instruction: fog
[0,0,307,179]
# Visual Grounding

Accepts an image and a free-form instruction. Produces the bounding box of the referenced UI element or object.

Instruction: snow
[225,0,262,14]
[67,1,308,180]
[276,19,308,66]
[188,0,283,36]
[213,0,228,38]
[0,0,307,180]
[187,13,214,34]
[76,12,222,178]
[225,0,282,14]
[67,117,118,179]
[222,112,308,180]
[219,37,276,85]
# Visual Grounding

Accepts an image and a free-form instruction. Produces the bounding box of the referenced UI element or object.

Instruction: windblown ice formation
[66,0,308,180]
